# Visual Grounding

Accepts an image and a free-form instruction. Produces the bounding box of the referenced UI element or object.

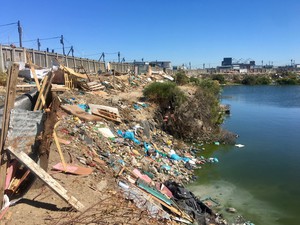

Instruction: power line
[0,22,17,27]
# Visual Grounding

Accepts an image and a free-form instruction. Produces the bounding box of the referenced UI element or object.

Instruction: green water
[189,86,300,225]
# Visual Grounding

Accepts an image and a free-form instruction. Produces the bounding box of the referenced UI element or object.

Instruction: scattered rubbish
[235,144,245,148]
[226,207,237,213]
[98,127,115,138]
[52,162,93,176]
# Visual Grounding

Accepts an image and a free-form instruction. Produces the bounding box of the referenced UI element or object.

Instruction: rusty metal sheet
[6,109,45,154]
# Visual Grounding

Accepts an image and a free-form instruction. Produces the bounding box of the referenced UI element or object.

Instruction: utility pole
[17,20,22,47]
[67,46,74,57]
[37,38,41,51]
[60,35,65,55]
[118,51,120,63]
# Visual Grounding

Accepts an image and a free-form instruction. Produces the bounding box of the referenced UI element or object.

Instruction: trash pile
[49,72,227,224]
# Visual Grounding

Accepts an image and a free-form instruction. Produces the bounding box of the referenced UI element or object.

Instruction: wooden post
[7,146,84,212]
[0,63,19,207]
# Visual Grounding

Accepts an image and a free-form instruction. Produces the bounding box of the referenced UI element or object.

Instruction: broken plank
[34,75,48,111]
[7,146,85,212]
[0,63,19,207]
[61,104,103,121]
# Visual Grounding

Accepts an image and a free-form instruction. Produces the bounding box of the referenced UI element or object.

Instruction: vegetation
[212,74,226,84]
[143,82,186,109]
[174,70,189,85]
[241,75,272,85]
[256,76,272,85]
[241,75,256,85]
[276,77,299,85]
[0,72,7,86]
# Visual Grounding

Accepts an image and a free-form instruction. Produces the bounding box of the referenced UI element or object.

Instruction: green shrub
[174,70,189,85]
[143,82,186,108]
[256,76,271,85]
[189,77,201,85]
[212,74,226,84]
[198,79,221,96]
[241,75,256,85]
[276,77,298,85]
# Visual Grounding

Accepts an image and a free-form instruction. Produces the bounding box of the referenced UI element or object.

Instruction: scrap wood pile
[0,63,227,225]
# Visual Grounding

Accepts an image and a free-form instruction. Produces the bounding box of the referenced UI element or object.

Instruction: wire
[39,36,60,41]
[0,22,17,27]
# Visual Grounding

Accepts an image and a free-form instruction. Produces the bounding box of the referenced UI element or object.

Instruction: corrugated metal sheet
[6,109,45,154]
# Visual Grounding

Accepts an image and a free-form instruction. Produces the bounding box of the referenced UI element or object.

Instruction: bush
[189,77,201,85]
[174,70,189,85]
[256,76,271,85]
[198,79,221,96]
[241,75,256,85]
[143,82,186,108]
[212,74,226,84]
[165,83,222,142]
[276,77,298,85]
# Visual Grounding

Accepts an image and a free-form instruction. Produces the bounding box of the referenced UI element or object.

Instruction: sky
[1,0,300,68]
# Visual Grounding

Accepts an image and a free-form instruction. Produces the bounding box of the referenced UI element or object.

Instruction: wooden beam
[33,76,48,111]
[7,146,84,212]
[26,53,46,106]
[0,63,19,207]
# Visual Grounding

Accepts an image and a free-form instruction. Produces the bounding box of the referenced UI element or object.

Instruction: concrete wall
[0,45,106,74]
[108,62,134,73]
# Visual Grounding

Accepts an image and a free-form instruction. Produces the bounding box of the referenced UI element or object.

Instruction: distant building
[218,57,257,73]
[149,61,172,70]
[222,57,232,66]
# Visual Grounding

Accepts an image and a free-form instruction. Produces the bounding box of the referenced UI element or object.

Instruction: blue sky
[1,0,299,68]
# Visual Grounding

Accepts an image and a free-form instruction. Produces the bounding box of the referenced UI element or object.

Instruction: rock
[141,120,151,139]
[226,207,237,213]
[96,179,108,192]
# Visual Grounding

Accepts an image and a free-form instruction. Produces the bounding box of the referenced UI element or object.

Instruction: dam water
[189,85,300,225]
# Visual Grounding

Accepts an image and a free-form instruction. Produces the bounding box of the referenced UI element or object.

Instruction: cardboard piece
[52,162,93,176]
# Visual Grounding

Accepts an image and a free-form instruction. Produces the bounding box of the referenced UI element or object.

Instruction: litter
[235,144,245,148]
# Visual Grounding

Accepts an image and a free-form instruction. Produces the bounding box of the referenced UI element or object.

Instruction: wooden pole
[0,63,19,207]
[53,122,67,172]
[7,146,84,211]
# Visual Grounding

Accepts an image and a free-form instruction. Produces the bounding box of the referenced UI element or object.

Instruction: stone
[226,207,237,213]
[96,179,108,192]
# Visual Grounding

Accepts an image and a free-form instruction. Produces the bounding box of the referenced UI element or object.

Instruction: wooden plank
[53,122,67,172]
[26,53,46,107]
[0,63,19,207]
[61,105,103,121]
[7,146,84,212]
[33,76,48,111]
[38,72,54,110]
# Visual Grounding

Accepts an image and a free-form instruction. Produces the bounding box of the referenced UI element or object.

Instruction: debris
[98,127,115,138]
[89,104,121,123]
[52,163,93,176]
[235,144,245,148]
[226,207,237,213]
[61,104,103,121]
